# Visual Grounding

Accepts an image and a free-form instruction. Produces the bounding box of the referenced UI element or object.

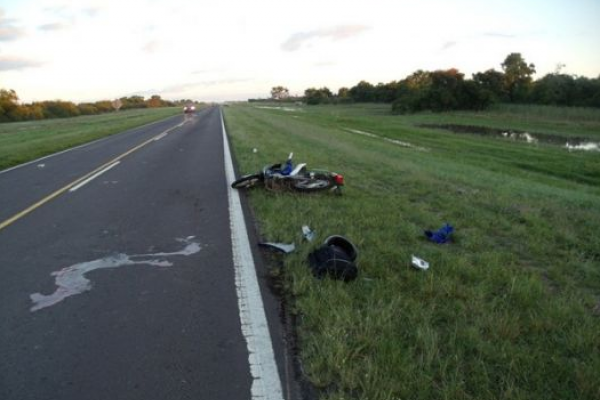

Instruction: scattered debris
[307,235,358,281]
[302,225,315,242]
[37,164,45,168]
[425,223,454,244]
[253,148,258,153]
[411,255,430,271]
[259,242,296,253]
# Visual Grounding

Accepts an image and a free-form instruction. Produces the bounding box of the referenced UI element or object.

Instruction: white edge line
[221,109,284,400]
[0,114,184,176]
[69,161,120,192]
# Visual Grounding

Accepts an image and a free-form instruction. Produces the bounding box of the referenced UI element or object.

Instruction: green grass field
[223,103,600,400]
[0,107,182,171]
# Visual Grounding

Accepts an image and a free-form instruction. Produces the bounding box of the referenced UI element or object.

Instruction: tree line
[269,53,600,113]
[0,91,194,123]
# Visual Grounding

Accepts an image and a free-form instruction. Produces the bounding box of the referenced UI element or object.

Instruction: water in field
[421,124,600,151]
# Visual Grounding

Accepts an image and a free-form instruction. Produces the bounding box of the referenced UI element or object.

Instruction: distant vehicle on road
[183,105,196,113]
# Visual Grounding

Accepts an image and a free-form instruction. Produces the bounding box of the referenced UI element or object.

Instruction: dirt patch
[262,250,320,400]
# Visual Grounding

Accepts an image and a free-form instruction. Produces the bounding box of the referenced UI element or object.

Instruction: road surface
[0,107,294,400]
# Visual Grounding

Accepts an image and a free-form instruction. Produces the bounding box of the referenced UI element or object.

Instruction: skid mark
[30,237,201,312]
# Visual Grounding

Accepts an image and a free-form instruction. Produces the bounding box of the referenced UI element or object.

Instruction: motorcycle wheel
[231,173,263,189]
[292,174,334,192]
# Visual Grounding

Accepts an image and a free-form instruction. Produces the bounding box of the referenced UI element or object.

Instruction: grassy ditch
[0,107,182,171]
[224,103,600,400]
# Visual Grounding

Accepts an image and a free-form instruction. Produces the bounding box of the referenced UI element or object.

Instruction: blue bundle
[425,223,454,244]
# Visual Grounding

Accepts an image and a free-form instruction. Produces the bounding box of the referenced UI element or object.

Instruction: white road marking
[221,109,284,400]
[69,161,120,192]
[153,132,168,141]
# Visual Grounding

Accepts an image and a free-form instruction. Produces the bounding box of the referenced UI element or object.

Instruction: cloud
[82,7,103,18]
[38,22,69,32]
[142,40,161,53]
[42,5,103,21]
[191,68,226,75]
[282,25,370,52]
[483,32,516,39]
[0,9,25,41]
[314,61,337,67]
[129,78,254,98]
[441,41,458,51]
[0,56,42,71]
[164,78,253,92]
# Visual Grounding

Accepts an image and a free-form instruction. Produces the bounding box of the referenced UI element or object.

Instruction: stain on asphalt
[30,237,201,312]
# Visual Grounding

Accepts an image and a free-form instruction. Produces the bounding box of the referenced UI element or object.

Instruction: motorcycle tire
[292,174,334,192]
[231,173,263,189]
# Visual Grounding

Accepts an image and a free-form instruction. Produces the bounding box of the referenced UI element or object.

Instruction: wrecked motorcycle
[231,153,344,194]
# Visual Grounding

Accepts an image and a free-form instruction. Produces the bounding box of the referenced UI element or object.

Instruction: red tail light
[334,174,344,186]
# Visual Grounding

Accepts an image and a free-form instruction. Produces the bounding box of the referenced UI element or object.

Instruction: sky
[0,0,599,103]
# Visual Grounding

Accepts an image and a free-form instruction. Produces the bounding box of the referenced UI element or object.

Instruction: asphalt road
[0,107,292,400]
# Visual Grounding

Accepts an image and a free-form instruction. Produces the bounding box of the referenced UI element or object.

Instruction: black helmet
[308,235,358,281]
[324,235,358,261]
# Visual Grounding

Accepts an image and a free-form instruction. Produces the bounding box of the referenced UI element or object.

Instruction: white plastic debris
[259,242,296,253]
[302,225,315,242]
[411,255,429,271]
[252,148,258,153]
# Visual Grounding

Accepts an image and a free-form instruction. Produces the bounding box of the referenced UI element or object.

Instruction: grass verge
[0,107,182,171]
[224,103,600,400]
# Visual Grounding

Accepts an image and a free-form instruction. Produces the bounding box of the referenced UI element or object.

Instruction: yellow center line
[0,121,187,232]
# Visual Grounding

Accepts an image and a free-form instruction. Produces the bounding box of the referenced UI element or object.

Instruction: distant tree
[41,100,80,118]
[422,69,464,111]
[94,100,114,113]
[373,82,400,102]
[575,76,600,107]
[392,69,491,113]
[337,87,350,98]
[146,95,163,108]
[403,70,433,91]
[78,103,99,115]
[304,87,332,105]
[8,103,45,121]
[501,53,536,102]
[391,83,422,113]
[270,86,290,100]
[531,73,577,106]
[349,81,375,102]
[472,69,507,102]
[120,96,147,109]
[460,80,493,110]
[0,89,19,122]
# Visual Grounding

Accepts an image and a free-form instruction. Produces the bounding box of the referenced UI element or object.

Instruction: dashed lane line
[0,121,187,232]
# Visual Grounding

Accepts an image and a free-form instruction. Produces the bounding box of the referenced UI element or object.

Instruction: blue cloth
[281,159,293,175]
[425,223,454,244]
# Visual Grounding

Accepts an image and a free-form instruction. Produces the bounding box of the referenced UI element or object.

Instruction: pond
[420,124,600,152]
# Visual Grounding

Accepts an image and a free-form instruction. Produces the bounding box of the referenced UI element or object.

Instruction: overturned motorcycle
[231,153,344,194]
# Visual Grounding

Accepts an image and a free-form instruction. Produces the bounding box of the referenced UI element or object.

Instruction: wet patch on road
[30,237,201,312]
